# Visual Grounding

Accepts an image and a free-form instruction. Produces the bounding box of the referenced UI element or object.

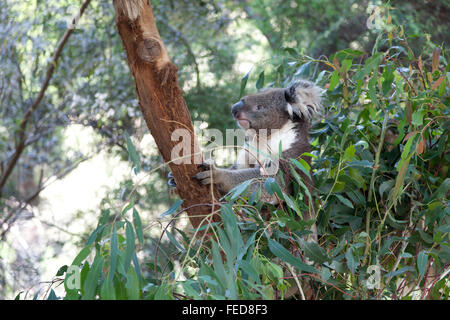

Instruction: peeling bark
[113,0,221,228]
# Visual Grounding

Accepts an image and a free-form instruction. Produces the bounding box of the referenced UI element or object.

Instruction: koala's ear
[284,80,323,121]
[284,86,296,104]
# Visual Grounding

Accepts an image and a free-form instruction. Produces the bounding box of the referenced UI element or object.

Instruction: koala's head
[231,80,323,131]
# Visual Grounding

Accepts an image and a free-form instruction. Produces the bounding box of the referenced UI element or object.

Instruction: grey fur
[285,80,323,120]
[194,80,323,226]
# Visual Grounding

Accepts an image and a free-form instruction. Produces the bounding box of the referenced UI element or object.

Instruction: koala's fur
[194,80,323,232]
[193,81,320,298]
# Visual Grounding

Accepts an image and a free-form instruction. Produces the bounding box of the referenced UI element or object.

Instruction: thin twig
[288,265,305,300]
[0,0,93,197]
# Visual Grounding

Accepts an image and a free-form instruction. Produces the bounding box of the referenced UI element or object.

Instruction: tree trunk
[113,0,221,228]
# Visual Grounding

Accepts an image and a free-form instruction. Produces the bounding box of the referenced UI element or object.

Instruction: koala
[193,80,323,227]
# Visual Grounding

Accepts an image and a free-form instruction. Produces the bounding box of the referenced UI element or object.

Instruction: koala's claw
[193,169,213,185]
[167,171,176,187]
[168,178,176,187]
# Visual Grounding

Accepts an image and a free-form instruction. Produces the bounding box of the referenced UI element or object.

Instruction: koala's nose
[232,101,244,118]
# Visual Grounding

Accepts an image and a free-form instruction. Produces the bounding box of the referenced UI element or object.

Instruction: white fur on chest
[236,120,298,168]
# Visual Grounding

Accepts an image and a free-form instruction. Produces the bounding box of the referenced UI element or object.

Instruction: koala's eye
[253,105,263,111]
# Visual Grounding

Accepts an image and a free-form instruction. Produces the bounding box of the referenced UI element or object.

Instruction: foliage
[1,0,448,300]
[41,13,449,300]
[2,0,448,210]
[229,0,449,59]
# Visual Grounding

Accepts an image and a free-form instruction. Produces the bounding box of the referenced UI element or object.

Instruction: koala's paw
[193,161,217,185]
[167,171,176,187]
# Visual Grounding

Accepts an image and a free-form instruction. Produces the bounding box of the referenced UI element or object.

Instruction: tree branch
[114,0,221,229]
[0,0,92,197]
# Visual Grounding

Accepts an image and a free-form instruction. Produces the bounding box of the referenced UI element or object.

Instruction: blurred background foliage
[0,0,448,299]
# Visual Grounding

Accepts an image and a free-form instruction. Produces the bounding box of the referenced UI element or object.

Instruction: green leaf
[154,283,173,300]
[182,281,201,300]
[221,203,244,257]
[228,179,253,201]
[125,267,140,300]
[382,64,395,95]
[328,70,340,91]
[121,200,134,215]
[412,109,426,126]
[355,140,369,150]
[343,144,356,162]
[82,255,104,300]
[401,133,417,160]
[431,178,450,201]
[321,267,331,282]
[80,262,90,294]
[392,153,412,205]
[109,226,119,282]
[300,239,331,264]
[353,53,383,81]
[161,199,183,216]
[379,180,394,198]
[56,265,68,277]
[239,68,252,98]
[335,49,364,59]
[438,77,447,96]
[345,247,358,274]
[264,177,275,195]
[99,209,110,225]
[368,73,378,105]
[211,240,227,290]
[346,160,373,168]
[72,245,93,266]
[100,274,116,300]
[283,47,301,59]
[124,132,141,175]
[331,181,346,193]
[238,260,261,284]
[290,158,311,179]
[294,61,311,77]
[132,252,142,284]
[437,225,450,234]
[267,261,284,279]
[348,168,365,190]
[86,225,106,246]
[133,208,144,245]
[124,221,135,273]
[335,194,354,209]
[249,187,262,205]
[417,250,428,277]
[282,192,301,214]
[268,179,283,198]
[256,71,265,90]
[166,229,186,253]
[47,289,58,300]
[32,291,40,300]
[301,152,317,159]
[342,59,352,72]
[290,167,312,201]
[268,239,317,273]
